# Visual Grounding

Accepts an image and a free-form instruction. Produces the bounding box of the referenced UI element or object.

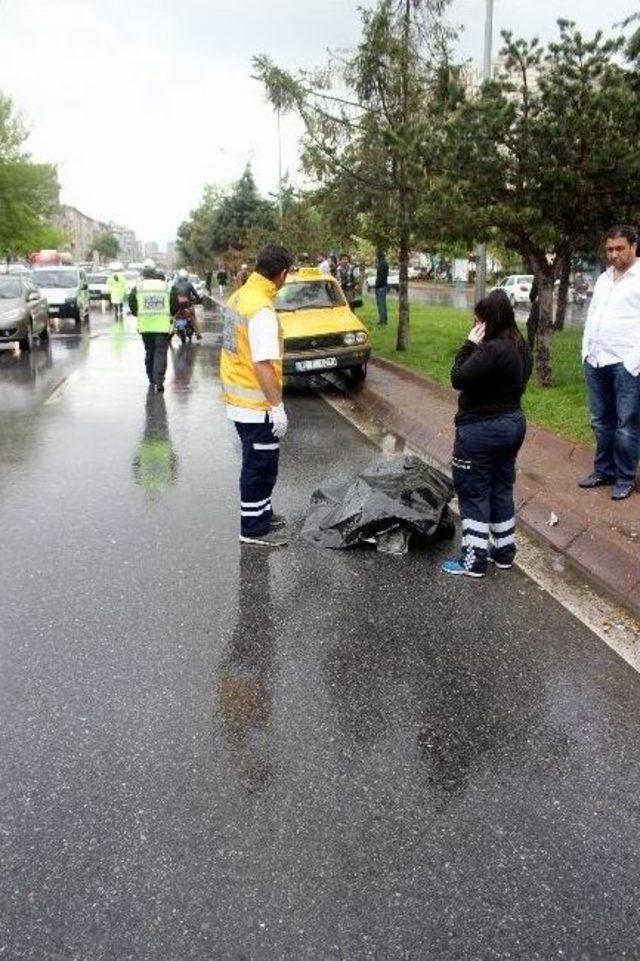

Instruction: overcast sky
[0,0,631,246]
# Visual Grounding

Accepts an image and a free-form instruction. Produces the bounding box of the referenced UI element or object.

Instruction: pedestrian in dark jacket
[336,253,357,306]
[442,289,532,578]
[375,251,389,325]
[216,267,228,299]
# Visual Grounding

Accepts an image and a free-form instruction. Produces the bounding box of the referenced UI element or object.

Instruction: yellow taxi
[276,268,371,381]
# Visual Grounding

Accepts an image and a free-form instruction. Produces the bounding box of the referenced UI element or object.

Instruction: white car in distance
[491,274,534,307]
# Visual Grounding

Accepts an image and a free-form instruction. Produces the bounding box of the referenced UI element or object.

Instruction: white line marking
[44,370,79,405]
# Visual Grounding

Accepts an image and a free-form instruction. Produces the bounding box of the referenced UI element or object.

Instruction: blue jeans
[234,418,280,537]
[375,288,388,325]
[452,411,527,569]
[584,362,640,483]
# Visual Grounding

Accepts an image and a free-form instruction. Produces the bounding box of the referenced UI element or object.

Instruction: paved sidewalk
[350,357,640,618]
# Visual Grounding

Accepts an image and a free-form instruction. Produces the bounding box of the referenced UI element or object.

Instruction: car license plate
[295,357,338,372]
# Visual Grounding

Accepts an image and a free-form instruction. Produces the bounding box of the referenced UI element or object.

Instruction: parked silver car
[30,266,90,324]
[0,274,49,351]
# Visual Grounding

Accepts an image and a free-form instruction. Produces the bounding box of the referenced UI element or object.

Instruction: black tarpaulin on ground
[301,455,456,554]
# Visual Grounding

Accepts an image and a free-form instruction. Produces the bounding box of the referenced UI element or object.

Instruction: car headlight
[343,332,356,346]
[355,331,368,344]
[2,309,23,322]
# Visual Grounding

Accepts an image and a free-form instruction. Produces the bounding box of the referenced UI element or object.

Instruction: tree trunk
[536,272,555,386]
[396,188,411,351]
[554,253,571,331]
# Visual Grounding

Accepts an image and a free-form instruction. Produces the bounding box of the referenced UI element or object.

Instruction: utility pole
[474,0,494,302]
[277,108,283,227]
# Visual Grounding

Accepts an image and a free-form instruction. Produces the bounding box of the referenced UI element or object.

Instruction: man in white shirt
[318,254,331,275]
[579,225,640,500]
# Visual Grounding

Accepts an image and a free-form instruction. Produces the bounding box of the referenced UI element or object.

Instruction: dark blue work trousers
[584,361,640,483]
[141,333,170,387]
[234,418,280,537]
[452,411,526,569]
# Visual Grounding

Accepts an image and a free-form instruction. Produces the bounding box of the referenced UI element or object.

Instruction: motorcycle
[173,294,195,345]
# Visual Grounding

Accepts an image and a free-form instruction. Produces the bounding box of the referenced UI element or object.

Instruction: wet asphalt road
[1,309,640,961]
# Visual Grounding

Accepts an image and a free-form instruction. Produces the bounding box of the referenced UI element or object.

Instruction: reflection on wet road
[1,312,640,960]
[0,310,103,410]
[405,283,589,327]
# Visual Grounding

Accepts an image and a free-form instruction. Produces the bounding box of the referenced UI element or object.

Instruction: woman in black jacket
[442,289,532,578]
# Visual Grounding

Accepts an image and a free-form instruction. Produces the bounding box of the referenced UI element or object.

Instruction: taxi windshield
[276,280,345,311]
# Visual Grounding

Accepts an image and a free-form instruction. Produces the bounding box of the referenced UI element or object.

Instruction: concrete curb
[350,356,640,620]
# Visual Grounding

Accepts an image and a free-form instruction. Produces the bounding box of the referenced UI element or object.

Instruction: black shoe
[488,549,515,570]
[240,530,288,548]
[577,471,614,489]
[612,481,635,500]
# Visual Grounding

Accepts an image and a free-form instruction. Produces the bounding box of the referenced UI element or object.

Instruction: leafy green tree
[438,21,640,384]
[177,184,226,268]
[178,167,278,272]
[278,182,338,260]
[209,165,277,257]
[0,92,28,161]
[254,0,458,351]
[92,231,120,262]
[0,92,60,259]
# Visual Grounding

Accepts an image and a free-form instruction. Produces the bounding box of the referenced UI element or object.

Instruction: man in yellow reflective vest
[128,259,172,393]
[107,271,129,322]
[220,245,294,547]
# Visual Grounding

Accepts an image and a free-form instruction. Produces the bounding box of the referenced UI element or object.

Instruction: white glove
[270,402,288,439]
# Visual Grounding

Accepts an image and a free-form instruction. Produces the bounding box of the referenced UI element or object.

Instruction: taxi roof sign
[289,266,326,280]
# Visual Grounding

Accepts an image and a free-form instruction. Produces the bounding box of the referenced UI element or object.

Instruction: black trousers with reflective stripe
[452,410,526,562]
[234,418,280,537]
[141,333,170,386]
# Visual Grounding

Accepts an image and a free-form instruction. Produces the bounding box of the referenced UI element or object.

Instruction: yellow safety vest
[107,274,128,304]
[220,272,282,411]
[136,277,171,334]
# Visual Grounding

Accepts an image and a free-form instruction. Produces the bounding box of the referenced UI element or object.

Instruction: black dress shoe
[578,472,615,488]
[612,481,635,500]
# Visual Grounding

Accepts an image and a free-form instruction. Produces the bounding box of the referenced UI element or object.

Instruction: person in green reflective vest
[107,271,129,322]
[128,258,172,392]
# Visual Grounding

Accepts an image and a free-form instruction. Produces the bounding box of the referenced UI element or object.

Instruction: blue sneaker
[441,559,485,578]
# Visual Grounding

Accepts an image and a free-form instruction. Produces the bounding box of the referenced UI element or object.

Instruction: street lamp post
[277,108,283,227]
[474,0,495,302]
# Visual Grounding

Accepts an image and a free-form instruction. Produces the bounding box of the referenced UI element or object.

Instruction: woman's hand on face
[468,322,486,345]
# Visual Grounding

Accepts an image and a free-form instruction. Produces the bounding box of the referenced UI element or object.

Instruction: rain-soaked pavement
[405,283,589,328]
[1,307,640,961]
